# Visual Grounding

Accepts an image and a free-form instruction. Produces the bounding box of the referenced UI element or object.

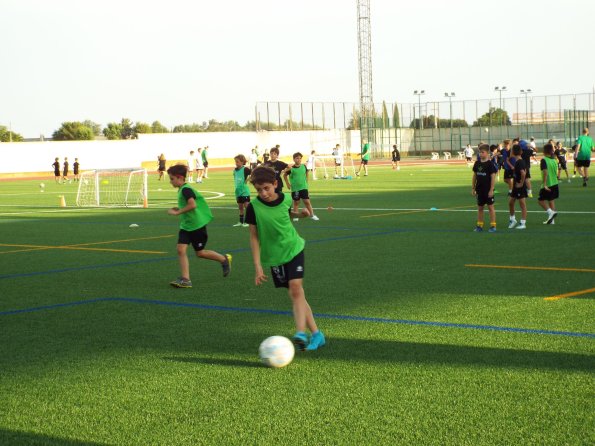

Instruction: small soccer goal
[76,169,148,207]
[310,155,356,179]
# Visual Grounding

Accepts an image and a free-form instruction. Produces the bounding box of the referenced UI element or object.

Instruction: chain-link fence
[256,92,595,157]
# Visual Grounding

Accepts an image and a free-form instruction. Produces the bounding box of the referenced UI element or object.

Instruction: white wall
[0,129,360,174]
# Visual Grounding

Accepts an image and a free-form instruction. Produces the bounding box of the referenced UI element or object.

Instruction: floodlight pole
[357,0,374,151]
[520,89,532,136]
[495,86,506,109]
[445,92,455,151]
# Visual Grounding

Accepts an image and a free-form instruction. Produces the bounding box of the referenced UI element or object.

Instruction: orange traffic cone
[59,195,66,207]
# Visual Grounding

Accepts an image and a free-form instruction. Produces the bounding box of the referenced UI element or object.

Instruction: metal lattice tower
[357,0,374,144]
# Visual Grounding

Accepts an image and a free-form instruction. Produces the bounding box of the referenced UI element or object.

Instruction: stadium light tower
[520,89,532,122]
[495,86,506,109]
[414,90,425,129]
[357,0,374,145]
[444,92,455,130]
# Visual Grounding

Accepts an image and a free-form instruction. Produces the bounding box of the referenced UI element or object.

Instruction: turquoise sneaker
[292,332,308,351]
[306,331,326,351]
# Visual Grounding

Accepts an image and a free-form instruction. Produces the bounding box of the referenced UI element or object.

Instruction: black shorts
[178,226,208,251]
[392,156,400,162]
[538,185,559,201]
[291,189,309,201]
[361,159,369,165]
[236,196,250,204]
[576,159,591,168]
[54,171,60,177]
[466,157,472,162]
[270,251,305,288]
[476,193,495,206]
[203,161,209,167]
[250,163,258,170]
[504,169,514,180]
[334,161,342,166]
[63,170,68,176]
[511,186,528,199]
[557,157,567,170]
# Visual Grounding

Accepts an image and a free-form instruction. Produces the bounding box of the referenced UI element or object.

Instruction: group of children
[52,157,80,183]
[471,128,594,231]
[166,147,326,352]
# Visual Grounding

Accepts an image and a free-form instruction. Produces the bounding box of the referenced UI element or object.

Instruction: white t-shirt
[306,155,315,169]
[195,156,204,170]
[248,153,258,164]
[188,155,196,169]
[332,148,343,164]
[464,146,474,158]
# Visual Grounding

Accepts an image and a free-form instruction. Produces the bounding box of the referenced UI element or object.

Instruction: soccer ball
[39,183,45,188]
[258,336,295,368]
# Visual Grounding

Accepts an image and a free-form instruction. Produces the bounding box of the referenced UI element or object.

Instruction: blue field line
[1,296,593,339]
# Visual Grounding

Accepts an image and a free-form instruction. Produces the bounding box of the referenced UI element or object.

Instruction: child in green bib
[245,166,326,352]
[166,164,231,288]
[232,154,251,227]
[538,143,559,225]
[283,152,319,222]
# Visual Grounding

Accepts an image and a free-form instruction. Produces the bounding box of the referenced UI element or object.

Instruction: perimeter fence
[256,92,595,157]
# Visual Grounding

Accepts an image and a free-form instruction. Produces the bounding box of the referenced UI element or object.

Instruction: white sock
[520,219,526,225]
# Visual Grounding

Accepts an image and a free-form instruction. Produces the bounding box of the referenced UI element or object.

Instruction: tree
[381,101,389,128]
[134,122,152,134]
[103,122,123,140]
[120,118,136,139]
[393,103,401,128]
[0,126,23,142]
[82,120,102,136]
[473,107,511,127]
[52,121,95,140]
[151,121,169,133]
[103,118,137,139]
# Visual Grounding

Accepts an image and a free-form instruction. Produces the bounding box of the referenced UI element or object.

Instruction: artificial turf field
[0,162,593,446]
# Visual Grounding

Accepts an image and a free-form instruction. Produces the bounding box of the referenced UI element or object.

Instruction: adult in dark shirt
[519,139,535,197]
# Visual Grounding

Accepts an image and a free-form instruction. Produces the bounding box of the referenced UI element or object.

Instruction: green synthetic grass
[0,164,593,445]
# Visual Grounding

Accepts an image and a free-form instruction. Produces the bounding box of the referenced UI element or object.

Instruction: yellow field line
[66,235,174,247]
[362,204,475,219]
[465,264,595,274]
[544,287,595,301]
[0,234,174,255]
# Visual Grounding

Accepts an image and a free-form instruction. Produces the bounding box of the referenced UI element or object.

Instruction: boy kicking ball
[246,166,325,352]
[166,164,231,288]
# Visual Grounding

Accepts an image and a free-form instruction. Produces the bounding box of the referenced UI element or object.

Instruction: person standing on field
[575,128,593,187]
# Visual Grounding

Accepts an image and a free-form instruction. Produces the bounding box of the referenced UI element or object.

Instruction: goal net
[76,169,148,207]
[308,155,356,179]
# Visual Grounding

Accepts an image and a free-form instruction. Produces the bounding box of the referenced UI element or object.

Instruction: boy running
[538,143,559,225]
[167,164,231,288]
[472,144,497,232]
[508,144,528,230]
[283,152,319,222]
[246,166,325,352]
[232,154,251,227]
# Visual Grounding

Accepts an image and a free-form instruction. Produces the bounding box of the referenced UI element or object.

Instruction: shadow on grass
[163,356,263,368]
[0,429,104,446]
[321,338,595,372]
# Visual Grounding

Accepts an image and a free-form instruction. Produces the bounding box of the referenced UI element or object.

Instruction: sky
[2,0,594,137]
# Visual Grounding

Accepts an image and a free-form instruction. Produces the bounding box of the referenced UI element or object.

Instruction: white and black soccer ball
[39,183,45,188]
[258,336,295,368]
